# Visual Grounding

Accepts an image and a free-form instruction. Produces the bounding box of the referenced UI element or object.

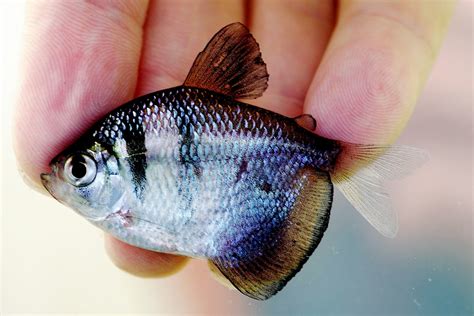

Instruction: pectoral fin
[209,167,333,300]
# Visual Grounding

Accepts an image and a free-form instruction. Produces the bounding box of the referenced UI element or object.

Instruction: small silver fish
[41,23,426,300]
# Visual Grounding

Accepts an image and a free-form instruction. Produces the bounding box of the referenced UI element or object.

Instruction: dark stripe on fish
[177,99,202,177]
[123,128,148,200]
[235,159,248,184]
[175,99,203,223]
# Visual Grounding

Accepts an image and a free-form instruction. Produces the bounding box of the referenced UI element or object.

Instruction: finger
[304,0,455,144]
[107,0,245,277]
[249,0,335,116]
[105,235,188,277]
[135,0,244,95]
[13,0,149,184]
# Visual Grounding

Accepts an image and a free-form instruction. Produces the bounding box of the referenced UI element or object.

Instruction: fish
[40,22,427,300]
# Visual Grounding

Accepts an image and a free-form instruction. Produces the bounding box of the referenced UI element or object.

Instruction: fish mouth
[40,173,51,182]
[40,172,54,195]
[40,173,51,189]
[41,163,58,189]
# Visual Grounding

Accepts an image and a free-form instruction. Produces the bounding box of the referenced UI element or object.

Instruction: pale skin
[14,0,454,277]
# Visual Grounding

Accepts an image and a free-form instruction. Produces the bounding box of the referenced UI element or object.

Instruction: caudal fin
[332,143,428,238]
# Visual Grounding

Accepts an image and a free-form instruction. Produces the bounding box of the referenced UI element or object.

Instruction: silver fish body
[46,86,339,259]
[41,23,424,300]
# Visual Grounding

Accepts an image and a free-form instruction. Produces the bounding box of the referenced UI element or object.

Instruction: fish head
[41,142,126,223]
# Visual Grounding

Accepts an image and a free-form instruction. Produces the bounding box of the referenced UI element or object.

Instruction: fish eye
[63,154,97,186]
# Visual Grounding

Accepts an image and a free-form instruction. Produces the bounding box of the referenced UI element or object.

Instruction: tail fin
[331,143,428,238]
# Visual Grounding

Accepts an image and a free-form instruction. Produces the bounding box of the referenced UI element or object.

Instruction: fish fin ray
[209,167,332,300]
[293,114,317,131]
[208,260,238,290]
[332,143,429,238]
[183,22,269,99]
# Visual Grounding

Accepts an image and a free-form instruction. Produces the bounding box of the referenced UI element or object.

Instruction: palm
[14,1,453,276]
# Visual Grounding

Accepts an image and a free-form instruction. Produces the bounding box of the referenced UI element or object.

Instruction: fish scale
[92,86,339,167]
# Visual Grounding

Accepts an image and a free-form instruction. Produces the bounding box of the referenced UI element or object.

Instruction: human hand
[14,0,454,277]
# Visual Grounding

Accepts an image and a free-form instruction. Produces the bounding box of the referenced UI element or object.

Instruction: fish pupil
[71,160,87,179]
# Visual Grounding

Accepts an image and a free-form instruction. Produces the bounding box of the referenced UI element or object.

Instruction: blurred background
[1,1,472,315]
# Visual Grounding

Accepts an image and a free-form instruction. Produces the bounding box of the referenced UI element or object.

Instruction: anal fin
[183,22,269,99]
[209,167,333,300]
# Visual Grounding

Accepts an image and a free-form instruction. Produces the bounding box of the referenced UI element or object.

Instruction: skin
[14,0,454,277]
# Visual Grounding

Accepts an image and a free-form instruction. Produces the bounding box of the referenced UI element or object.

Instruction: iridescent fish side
[41,23,427,300]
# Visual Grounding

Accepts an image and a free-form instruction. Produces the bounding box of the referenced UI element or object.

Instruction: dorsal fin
[209,167,333,300]
[183,22,269,99]
[294,114,317,131]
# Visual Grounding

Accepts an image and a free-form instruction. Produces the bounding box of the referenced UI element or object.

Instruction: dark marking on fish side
[235,159,248,183]
[123,129,147,200]
[192,163,203,178]
[177,100,202,179]
[261,181,272,193]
